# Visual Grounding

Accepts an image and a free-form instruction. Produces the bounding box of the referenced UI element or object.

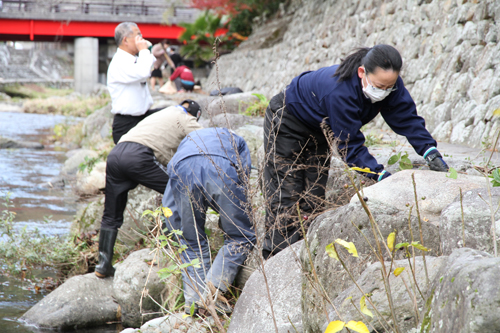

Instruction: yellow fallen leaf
[493,108,500,117]
[360,295,373,318]
[324,320,345,333]
[345,320,370,333]
[335,239,359,257]
[325,243,339,261]
[182,313,191,319]
[394,267,405,276]
[387,232,396,251]
[162,207,173,218]
[423,217,429,222]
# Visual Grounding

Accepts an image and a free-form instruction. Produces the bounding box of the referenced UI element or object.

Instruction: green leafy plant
[489,168,500,187]
[447,167,458,179]
[0,193,16,237]
[481,133,492,151]
[141,208,201,281]
[0,195,84,277]
[364,133,384,147]
[78,150,110,174]
[388,151,413,170]
[243,93,269,117]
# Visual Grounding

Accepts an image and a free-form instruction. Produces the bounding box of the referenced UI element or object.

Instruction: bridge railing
[1,0,198,23]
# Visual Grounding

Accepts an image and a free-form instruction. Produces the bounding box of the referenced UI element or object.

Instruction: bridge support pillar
[74,37,98,94]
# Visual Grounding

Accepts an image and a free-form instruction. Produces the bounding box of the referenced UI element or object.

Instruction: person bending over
[163,127,256,314]
[170,63,195,92]
[263,44,448,259]
[95,100,203,278]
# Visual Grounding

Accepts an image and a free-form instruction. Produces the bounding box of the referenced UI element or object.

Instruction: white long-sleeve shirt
[107,48,156,116]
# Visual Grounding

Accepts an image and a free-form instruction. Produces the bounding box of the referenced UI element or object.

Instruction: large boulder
[351,170,486,224]
[422,248,500,333]
[113,248,179,328]
[233,247,261,290]
[301,201,440,333]
[0,135,44,149]
[228,241,303,333]
[324,256,447,333]
[0,91,12,101]
[20,273,119,330]
[235,124,264,166]
[194,95,217,116]
[80,104,113,148]
[131,313,208,333]
[150,99,177,110]
[74,161,106,196]
[199,113,264,129]
[72,185,160,246]
[204,92,260,118]
[197,114,264,165]
[61,149,99,176]
[326,156,375,208]
[440,187,500,255]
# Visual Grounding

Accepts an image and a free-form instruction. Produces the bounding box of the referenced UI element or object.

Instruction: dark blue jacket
[285,65,436,174]
[168,127,251,177]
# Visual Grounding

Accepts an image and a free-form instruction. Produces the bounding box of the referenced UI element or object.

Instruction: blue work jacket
[167,127,251,178]
[285,65,436,174]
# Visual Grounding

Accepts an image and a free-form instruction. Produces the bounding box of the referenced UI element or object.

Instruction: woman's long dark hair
[334,44,403,81]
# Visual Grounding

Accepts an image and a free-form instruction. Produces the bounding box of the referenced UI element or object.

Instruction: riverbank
[0,84,223,331]
[0,108,84,332]
[0,84,119,332]
[5,80,500,333]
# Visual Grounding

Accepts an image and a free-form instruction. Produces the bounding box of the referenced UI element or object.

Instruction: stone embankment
[0,44,73,83]
[206,0,500,150]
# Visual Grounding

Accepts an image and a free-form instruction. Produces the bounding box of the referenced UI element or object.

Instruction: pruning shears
[349,167,382,175]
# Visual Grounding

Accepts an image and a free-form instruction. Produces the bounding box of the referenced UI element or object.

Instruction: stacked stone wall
[206,0,500,148]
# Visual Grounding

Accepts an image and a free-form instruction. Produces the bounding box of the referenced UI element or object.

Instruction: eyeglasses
[365,72,398,92]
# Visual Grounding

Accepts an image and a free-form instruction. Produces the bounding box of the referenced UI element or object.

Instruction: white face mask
[362,68,394,103]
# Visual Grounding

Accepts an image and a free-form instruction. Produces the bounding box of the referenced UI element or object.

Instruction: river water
[0,110,118,333]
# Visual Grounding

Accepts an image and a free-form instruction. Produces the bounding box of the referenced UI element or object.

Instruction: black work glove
[424,149,448,172]
[377,170,391,181]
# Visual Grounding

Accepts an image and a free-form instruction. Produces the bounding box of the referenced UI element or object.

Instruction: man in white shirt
[107,22,162,144]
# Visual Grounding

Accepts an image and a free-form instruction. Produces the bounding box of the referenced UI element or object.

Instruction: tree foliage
[190,0,287,37]
[179,11,231,67]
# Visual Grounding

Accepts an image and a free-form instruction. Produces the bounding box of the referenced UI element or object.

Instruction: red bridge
[0,0,199,43]
[0,19,187,43]
[0,0,226,93]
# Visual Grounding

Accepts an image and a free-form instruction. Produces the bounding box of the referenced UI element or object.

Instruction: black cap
[181,99,201,120]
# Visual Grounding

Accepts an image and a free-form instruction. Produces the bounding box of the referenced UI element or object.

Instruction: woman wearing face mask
[262,44,448,259]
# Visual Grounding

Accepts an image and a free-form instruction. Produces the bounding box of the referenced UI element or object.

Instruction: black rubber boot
[95,228,118,278]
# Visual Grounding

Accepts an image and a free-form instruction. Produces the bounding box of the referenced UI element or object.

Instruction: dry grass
[2,84,72,99]
[23,94,110,117]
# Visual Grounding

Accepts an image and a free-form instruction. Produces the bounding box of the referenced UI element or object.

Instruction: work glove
[377,170,391,181]
[424,148,448,172]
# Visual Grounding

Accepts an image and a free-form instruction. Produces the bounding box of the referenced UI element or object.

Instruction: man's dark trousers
[101,141,169,229]
[263,91,330,258]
